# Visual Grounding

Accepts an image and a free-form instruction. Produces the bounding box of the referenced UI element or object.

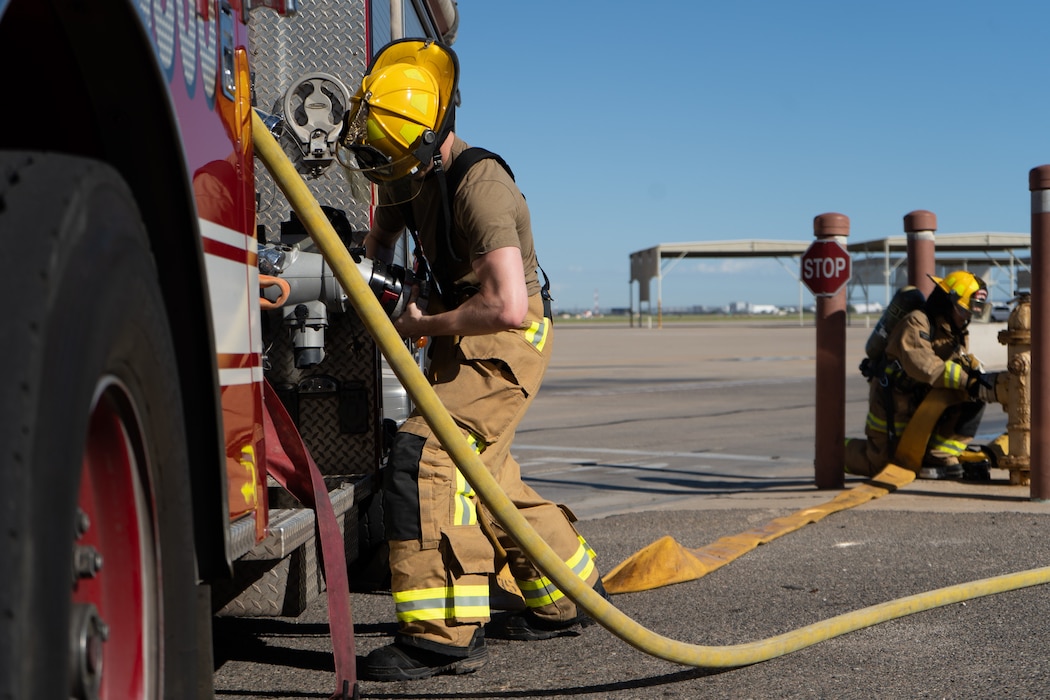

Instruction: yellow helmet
[339,39,459,183]
[931,270,988,315]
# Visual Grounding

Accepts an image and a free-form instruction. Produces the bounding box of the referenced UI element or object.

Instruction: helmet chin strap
[950,304,972,332]
[411,129,439,166]
[411,96,456,168]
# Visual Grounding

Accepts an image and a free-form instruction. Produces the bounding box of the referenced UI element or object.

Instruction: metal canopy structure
[629,232,1031,320]
[848,232,1031,305]
[629,239,810,304]
[847,231,1031,253]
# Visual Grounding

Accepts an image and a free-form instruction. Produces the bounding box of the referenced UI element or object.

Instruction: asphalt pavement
[213,319,1050,699]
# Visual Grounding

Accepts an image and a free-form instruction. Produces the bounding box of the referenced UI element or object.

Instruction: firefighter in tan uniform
[845,271,1001,479]
[339,39,604,681]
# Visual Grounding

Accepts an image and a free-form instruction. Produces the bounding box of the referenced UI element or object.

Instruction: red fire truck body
[0,1,457,697]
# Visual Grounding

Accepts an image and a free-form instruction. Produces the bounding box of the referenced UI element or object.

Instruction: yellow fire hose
[603,388,958,593]
[602,464,915,594]
[252,110,1050,669]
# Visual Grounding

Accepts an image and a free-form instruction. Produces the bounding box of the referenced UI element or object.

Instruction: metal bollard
[1028,166,1050,500]
[997,293,1032,486]
[812,213,850,489]
[903,210,937,299]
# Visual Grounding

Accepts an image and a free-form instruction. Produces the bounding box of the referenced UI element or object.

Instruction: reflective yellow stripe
[579,537,596,562]
[524,318,549,352]
[567,538,597,582]
[454,468,477,526]
[865,411,906,435]
[452,434,483,526]
[929,434,967,456]
[865,411,887,433]
[517,570,563,608]
[942,361,965,389]
[516,539,596,608]
[393,584,490,622]
[466,433,486,455]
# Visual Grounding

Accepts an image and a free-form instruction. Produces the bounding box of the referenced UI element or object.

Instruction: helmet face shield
[347,143,389,171]
[968,287,988,315]
[338,102,424,183]
[343,140,422,184]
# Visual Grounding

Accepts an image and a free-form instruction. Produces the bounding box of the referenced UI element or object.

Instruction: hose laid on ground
[602,389,959,594]
[252,110,1050,668]
[602,464,918,594]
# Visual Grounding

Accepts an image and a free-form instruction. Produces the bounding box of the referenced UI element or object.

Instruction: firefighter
[339,39,604,681]
[845,270,1001,479]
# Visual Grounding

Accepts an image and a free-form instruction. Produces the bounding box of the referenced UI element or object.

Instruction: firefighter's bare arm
[393,245,528,339]
[364,222,402,264]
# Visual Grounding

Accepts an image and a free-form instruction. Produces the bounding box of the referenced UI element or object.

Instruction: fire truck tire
[0,152,210,699]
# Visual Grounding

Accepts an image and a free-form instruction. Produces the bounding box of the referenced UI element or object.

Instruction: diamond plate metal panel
[283,534,321,616]
[265,308,382,477]
[228,512,258,561]
[214,558,289,617]
[242,481,358,561]
[215,487,363,618]
[250,1,372,242]
[213,545,315,617]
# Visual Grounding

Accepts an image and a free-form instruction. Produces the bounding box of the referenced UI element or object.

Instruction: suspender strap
[445,147,514,197]
[539,264,553,321]
[397,146,551,314]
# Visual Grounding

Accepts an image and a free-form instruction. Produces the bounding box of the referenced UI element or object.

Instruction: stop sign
[800,240,851,296]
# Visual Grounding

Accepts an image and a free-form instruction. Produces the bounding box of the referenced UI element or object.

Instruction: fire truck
[0,1,458,697]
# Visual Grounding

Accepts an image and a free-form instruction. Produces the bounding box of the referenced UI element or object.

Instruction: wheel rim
[73,378,159,700]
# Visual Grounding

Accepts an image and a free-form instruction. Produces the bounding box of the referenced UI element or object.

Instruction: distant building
[729,302,785,315]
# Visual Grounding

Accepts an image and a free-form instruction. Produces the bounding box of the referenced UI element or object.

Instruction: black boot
[361,630,487,681]
[919,456,963,480]
[493,579,610,641]
[962,459,992,481]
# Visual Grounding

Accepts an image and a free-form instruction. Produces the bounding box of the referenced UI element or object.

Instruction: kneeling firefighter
[845,270,1004,480]
[338,39,605,681]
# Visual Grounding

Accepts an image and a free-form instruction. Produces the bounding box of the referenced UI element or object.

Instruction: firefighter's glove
[960,352,983,373]
[976,371,1004,404]
[966,370,997,402]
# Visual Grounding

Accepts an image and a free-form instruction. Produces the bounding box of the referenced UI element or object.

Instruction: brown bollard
[904,210,937,298]
[811,213,850,489]
[1028,167,1050,501]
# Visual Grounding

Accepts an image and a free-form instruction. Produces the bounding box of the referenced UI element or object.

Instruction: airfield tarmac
[213,319,1050,699]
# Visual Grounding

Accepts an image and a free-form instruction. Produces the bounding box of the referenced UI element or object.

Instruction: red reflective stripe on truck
[216,353,262,370]
[202,236,257,265]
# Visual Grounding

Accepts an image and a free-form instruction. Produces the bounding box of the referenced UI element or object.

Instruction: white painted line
[541,376,809,398]
[513,443,810,464]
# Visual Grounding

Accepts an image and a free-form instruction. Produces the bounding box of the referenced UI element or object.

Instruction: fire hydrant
[994,293,1032,486]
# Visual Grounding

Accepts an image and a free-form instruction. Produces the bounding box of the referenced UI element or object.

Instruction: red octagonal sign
[800,240,851,297]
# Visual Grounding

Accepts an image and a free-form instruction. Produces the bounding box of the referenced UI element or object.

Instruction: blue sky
[449,2,1045,312]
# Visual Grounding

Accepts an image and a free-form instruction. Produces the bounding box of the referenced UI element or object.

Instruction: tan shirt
[374,137,541,300]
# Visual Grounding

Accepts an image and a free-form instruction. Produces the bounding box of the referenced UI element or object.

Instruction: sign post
[807,214,850,489]
[1030,166,1050,501]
